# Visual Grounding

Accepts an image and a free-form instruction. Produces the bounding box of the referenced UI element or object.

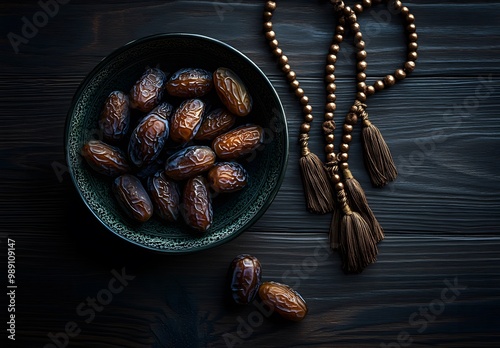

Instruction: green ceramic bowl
[65,33,288,253]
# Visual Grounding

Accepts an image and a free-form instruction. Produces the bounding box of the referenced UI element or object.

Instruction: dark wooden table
[2,1,500,347]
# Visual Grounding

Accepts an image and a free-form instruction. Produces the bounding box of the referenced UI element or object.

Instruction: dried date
[164,145,215,180]
[128,102,172,167]
[213,67,252,117]
[148,172,180,222]
[182,176,212,232]
[208,162,248,193]
[229,254,262,305]
[170,99,205,143]
[99,91,130,143]
[81,140,130,176]
[113,174,153,222]
[194,108,236,141]
[166,68,213,98]
[129,67,167,112]
[258,281,308,322]
[212,125,264,160]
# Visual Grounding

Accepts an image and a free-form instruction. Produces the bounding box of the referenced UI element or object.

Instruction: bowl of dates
[65,33,288,253]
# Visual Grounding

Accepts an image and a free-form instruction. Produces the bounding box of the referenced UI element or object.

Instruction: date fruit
[99,91,130,143]
[113,174,153,222]
[81,140,130,176]
[182,176,212,232]
[166,68,213,98]
[208,162,248,193]
[194,108,236,141]
[213,67,252,117]
[164,146,215,180]
[229,254,262,305]
[212,125,264,160]
[170,98,205,143]
[148,172,180,222]
[130,67,167,112]
[128,102,172,167]
[258,281,308,322]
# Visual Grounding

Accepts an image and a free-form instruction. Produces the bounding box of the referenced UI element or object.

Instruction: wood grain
[1,0,500,347]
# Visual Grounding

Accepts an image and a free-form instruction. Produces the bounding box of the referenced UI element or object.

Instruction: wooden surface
[1,1,500,347]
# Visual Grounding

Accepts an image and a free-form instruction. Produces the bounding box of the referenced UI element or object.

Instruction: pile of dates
[81,66,264,232]
[229,254,308,322]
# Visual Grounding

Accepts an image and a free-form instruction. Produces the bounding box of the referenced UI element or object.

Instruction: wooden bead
[406,13,415,24]
[401,6,410,16]
[343,124,353,133]
[357,92,367,102]
[366,85,375,95]
[326,83,337,93]
[304,114,313,123]
[295,88,304,97]
[407,24,416,33]
[351,22,360,32]
[357,72,366,81]
[279,55,289,65]
[327,54,337,64]
[326,64,335,74]
[357,61,367,71]
[408,51,418,61]
[374,80,385,91]
[330,44,340,54]
[326,103,337,112]
[404,60,416,72]
[263,22,273,31]
[327,94,336,102]
[334,34,343,43]
[343,134,352,143]
[357,50,367,60]
[300,96,309,105]
[362,0,372,7]
[339,153,349,162]
[286,71,296,82]
[394,0,402,10]
[265,1,276,11]
[269,39,279,49]
[303,105,313,114]
[409,33,418,42]
[340,143,349,152]
[263,11,273,21]
[326,74,336,83]
[327,153,336,163]
[355,32,363,41]
[325,144,335,153]
[340,162,349,170]
[335,182,344,191]
[265,31,276,40]
[353,4,363,13]
[350,104,358,113]
[395,69,407,80]
[356,40,366,49]
[357,82,367,92]
[326,134,335,142]
[332,174,341,183]
[282,64,291,73]
[346,113,358,125]
[336,25,345,35]
[290,80,300,89]
[300,123,310,133]
[384,75,396,87]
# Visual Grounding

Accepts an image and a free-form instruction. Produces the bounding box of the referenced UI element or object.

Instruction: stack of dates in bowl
[81,66,264,232]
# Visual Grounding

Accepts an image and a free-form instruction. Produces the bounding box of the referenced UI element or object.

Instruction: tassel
[299,134,334,214]
[329,204,341,250]
[359,105,397,187]
[343,168,384,243]
[336,188,378,274]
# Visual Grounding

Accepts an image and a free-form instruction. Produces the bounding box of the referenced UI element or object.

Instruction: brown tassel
[343,168,384,243]
[336,188,378,274]
[359,105,397,187]
[299,134,334,214]
[329,204,341,250]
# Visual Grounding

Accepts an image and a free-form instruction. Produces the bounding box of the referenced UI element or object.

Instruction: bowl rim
[64,32,289,253]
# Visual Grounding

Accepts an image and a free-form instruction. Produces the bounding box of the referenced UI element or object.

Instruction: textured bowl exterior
[65,33,288,253]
